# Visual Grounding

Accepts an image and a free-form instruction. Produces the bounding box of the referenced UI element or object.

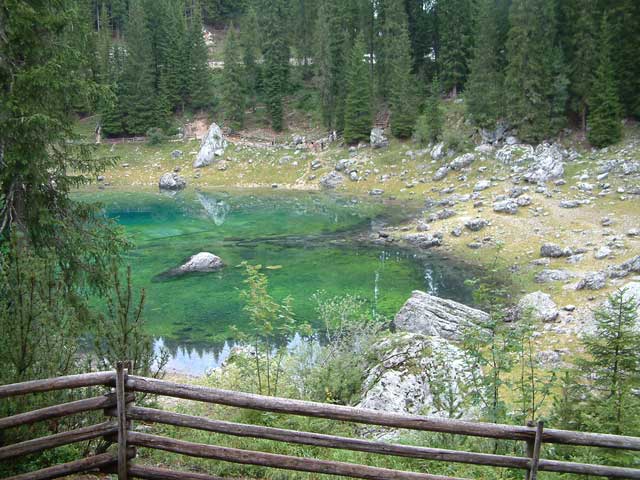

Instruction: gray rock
[171,149,183,159]
[467,241,482,249]
[349,171,359,181]
[404,233,442,249]
[451,227,463,237]
[509,186,525,198]
[433,166,449,181]
[319,171,344,189]
[465,218,488,232]
[310,159,323,170]
[357,332,472,416]
[540,243,571,258]
[480,122,507,144]
[179,252,224,273]
[505,136,519,145]
[523,143,564,183]
[559,200,582,209]
[495,144,534,164]
[194,123,227,168]
[369,188,385,196]
[576,271,607,290]
[449,153,476,171]
[627,228,640,237]
[516,195,532,207]
[493,199,519,214]
[620,255,640,273]
[393,290,489,341]
[335,159,355,172]
[279,155,294,164]
[370,127,389,149]
[516,291,559,322]
[594,246,612,260]
[431,142,446,160]
[158,172,186,191]
[534,269,573,283]
[473,180,491,192]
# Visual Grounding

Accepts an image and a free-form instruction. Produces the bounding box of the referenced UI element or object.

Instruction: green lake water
[85,190,477,374]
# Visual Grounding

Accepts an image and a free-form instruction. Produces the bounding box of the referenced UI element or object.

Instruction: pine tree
[314,0,343,130]
[221,27,246,131]
[101,45,127,136]
[415,76,443,145]
[343,35,372,145]
[388,22,417,139]
[438,0,473,97]
[96,2,112,83]
[611,0,640,119]
[376,0,407,100]
[259,0,290,131]
[588,14,623,148]
[561,0,598,131]
[240,7,261,111]
[504,0,566,143]
[579,288,640,435]
[185,0,212,109]
[465,0,506,128]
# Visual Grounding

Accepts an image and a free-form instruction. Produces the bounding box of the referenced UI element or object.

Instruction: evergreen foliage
[120,0,157,135]
[343,35,372,145]
[587,14,623,148]
[184,1,212,109]
[388,17,417,138]
[221,27,247,131]
[438,0,473,97]
[579,288,640,435]
[414,76,443,145]
[465,0,506,128]
[504,0,567,143]
[376,0,407,100]
[259,0,290,131]
[240,7,261,111]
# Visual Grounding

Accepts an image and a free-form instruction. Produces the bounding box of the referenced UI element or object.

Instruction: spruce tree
[120,0,157,135]
[504,0,566,143]
[259,0,290,131]
[587,14,623,148]
[579,288,640,435]
[561,0,598,131]
[611,0,640,119]
[240,7,261,111]
[96,2,112,83]
[343,35,372,145]
[438,0,473,97]
[416,76,443,145]
[388,20,417,139]
[221,27,246,131]
[185,0,212,109]
[466,0,505,129]
[376,0,407,100]
[314,0,343,130]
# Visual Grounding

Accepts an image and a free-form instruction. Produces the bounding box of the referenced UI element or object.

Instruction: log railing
[1,363,639,480]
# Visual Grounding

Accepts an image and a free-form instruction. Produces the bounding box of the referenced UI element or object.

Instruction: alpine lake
[82,189,478,374]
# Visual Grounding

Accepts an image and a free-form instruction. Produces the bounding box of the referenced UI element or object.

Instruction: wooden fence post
[115,362,129,480]
[525,421,544,480]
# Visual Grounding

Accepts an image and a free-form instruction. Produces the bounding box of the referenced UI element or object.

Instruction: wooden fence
[1,363,639,480]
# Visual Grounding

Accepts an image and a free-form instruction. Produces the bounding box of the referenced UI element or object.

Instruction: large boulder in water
[179,252,224,273]
[159,172,186,191]
[194,123,227,168]
[392,290,489,341]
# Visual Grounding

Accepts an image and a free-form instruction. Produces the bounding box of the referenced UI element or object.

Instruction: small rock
[433,166,449,181]
[464,218,489,232]
[319,171,344,189]
[493,199,519,214]
[534,269,572,283]
[516,291,559,322]
[559,200,581,209]
[369,188,385,196]
[158,172,186,191]
[594,246,612,260]
[171,150,183,159]
[540,243,571,258]
[576,271,608,290]
[473,180,491,192]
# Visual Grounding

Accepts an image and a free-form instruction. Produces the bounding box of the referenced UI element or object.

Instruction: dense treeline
[87,0,639,146]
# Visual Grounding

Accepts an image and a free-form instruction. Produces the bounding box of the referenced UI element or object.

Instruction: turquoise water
[86,190,477,373]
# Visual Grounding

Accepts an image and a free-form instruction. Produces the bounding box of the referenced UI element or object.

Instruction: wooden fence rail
[1,364,639,480]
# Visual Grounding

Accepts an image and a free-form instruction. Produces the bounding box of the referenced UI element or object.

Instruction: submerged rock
[179,252,224,273]
[194,123,227,168]
[393,290,489,341]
